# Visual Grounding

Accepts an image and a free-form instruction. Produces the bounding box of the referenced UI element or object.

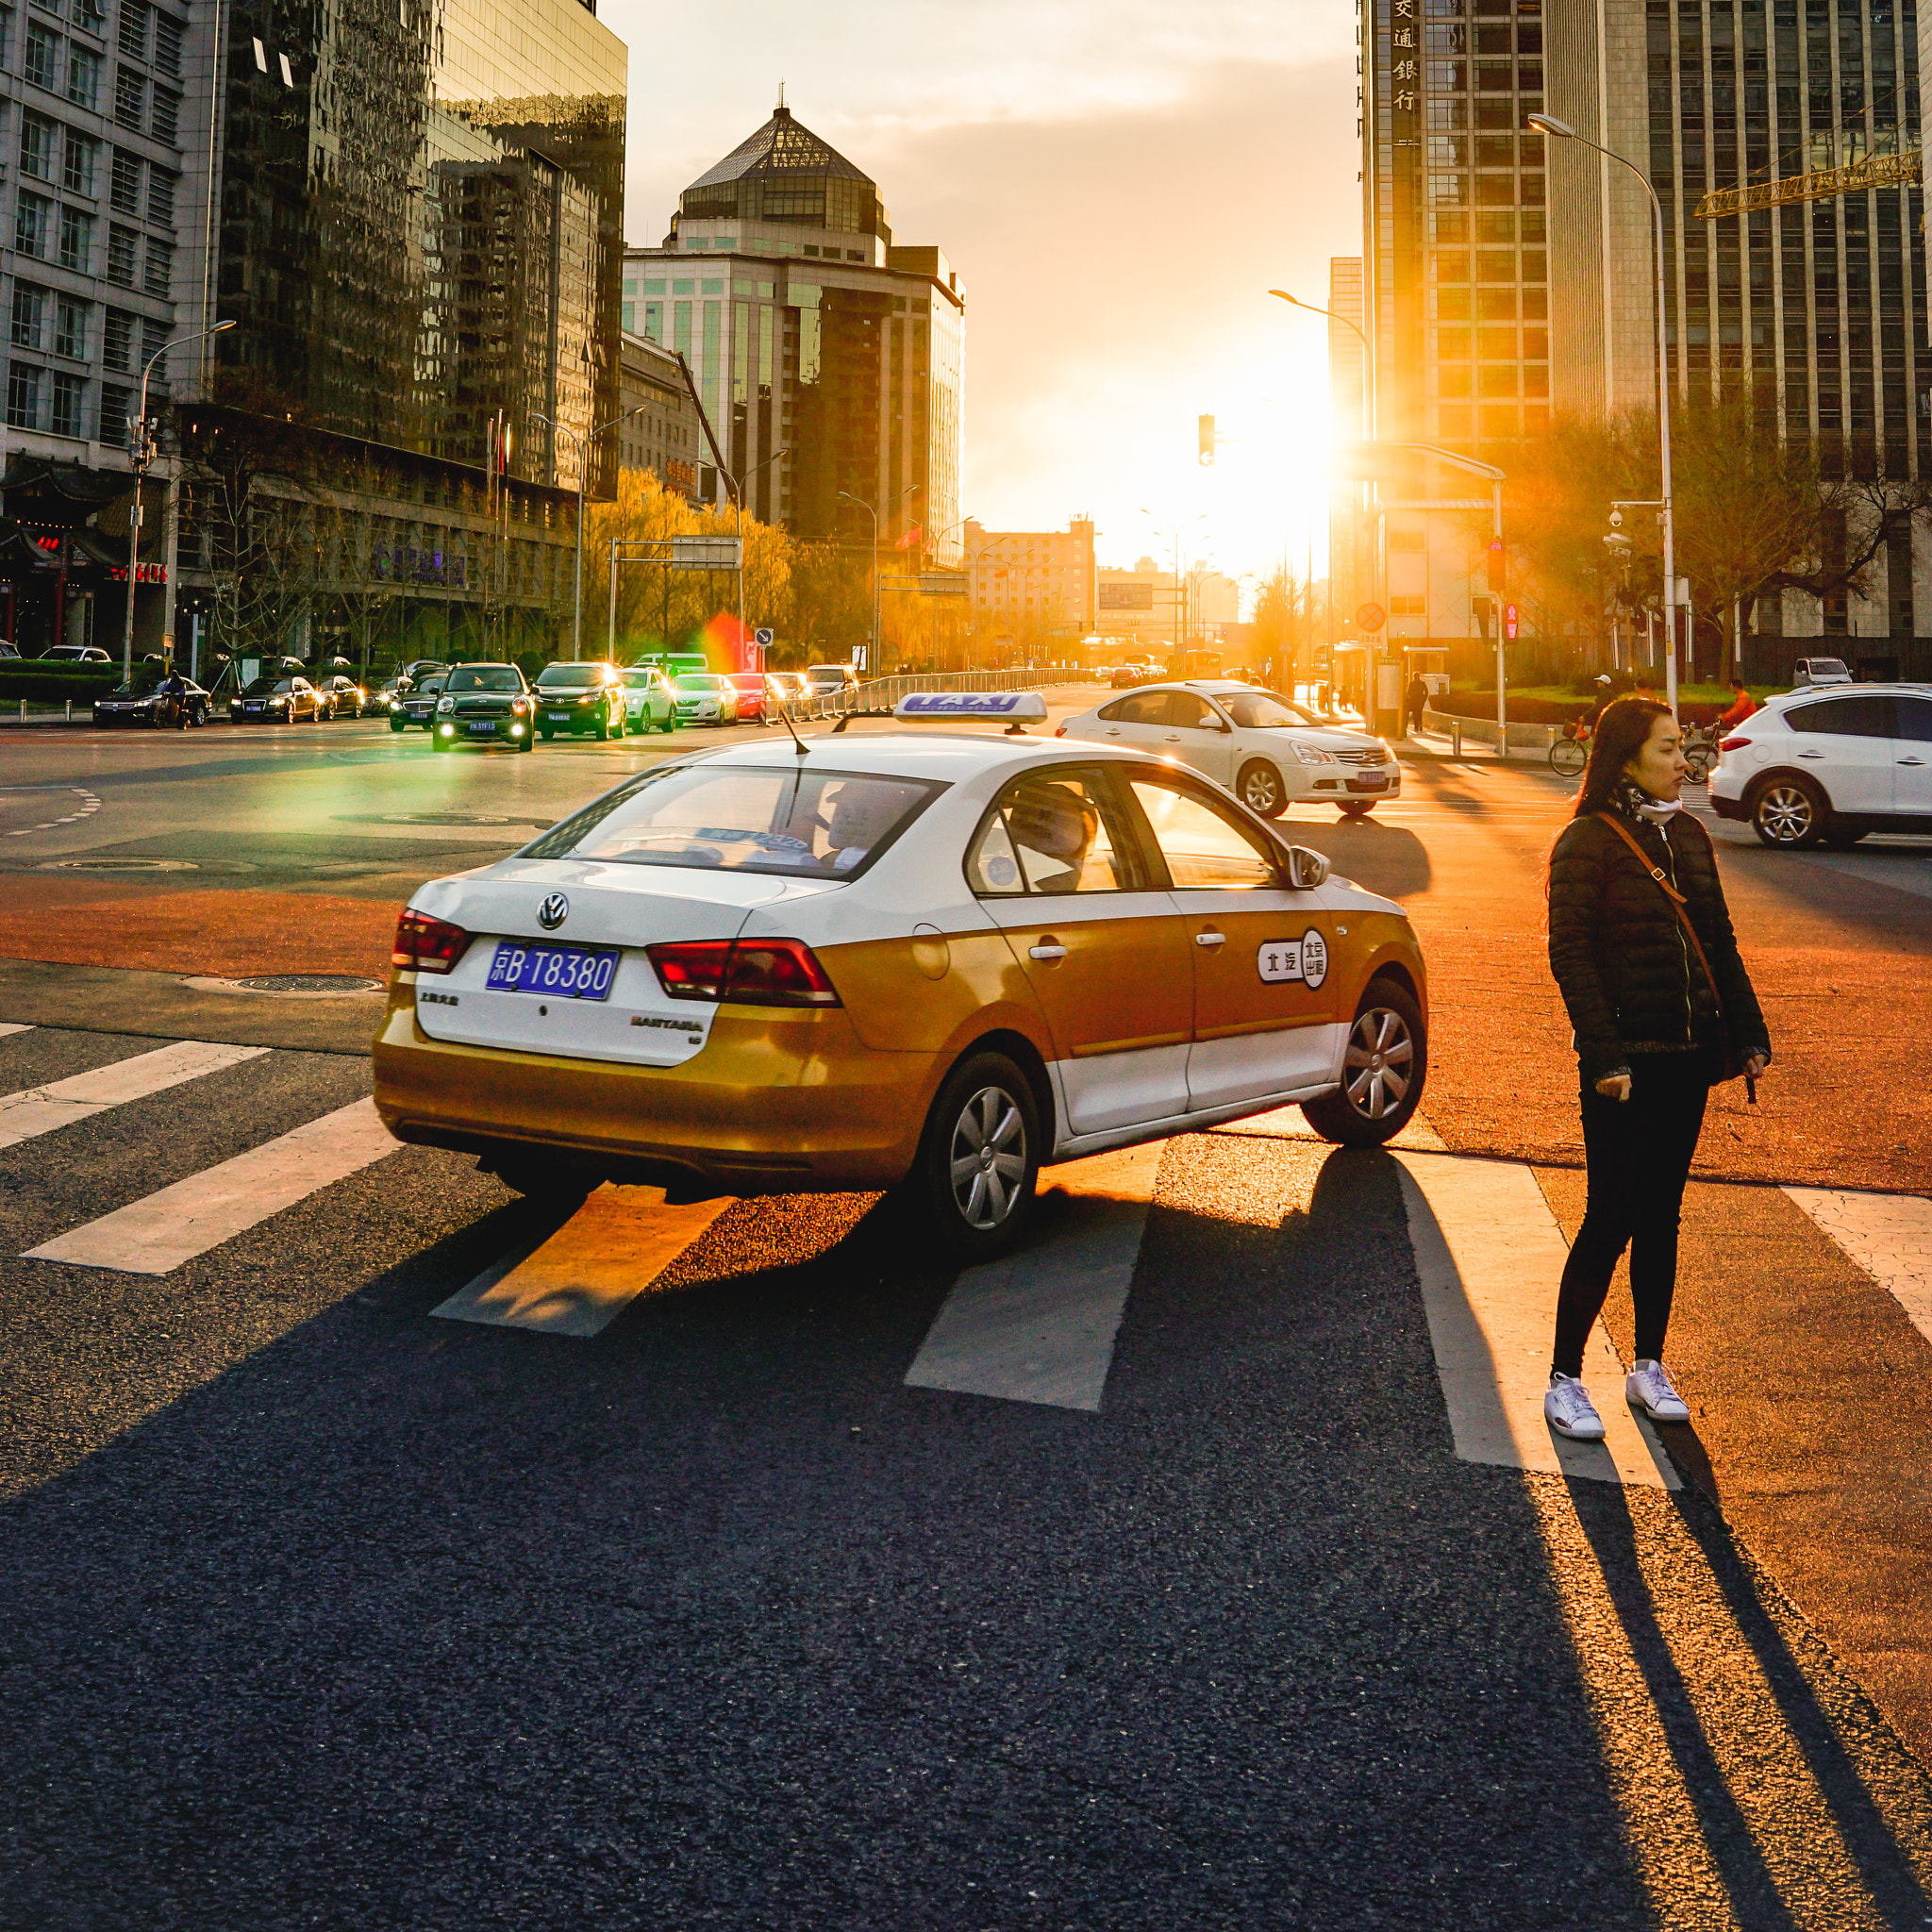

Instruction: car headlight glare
[437,695,455,713]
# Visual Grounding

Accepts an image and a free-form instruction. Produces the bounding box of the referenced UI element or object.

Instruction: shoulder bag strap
[1591,811,1725,1018]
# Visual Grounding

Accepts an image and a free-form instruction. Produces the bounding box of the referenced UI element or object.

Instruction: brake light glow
[646,939,841,1008]
[1720,735,1752,752]
[392,910,471,974]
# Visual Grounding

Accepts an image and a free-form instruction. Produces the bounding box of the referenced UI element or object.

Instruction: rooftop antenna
[774,684,809,757]
[777,80,786,109]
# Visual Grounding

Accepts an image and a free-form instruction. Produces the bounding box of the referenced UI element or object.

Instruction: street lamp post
[122,318,237,681]
[837,486,916,673]
[532,404,646,662]
[1526,112,1678,717]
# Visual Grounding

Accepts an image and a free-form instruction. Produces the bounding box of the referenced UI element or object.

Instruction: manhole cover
[234,974,383,994]
[331,812,554,829]
[42,857,199,873]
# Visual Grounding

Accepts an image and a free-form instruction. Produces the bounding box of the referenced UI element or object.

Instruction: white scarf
[1615,778,1683,826]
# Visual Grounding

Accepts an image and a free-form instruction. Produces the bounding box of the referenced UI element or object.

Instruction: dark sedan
[391,673,448,731]
[319,675,374,720]
[431,663,536,753]
[533,660,626,740]
[229,675,322,724]
[93,670,211,728]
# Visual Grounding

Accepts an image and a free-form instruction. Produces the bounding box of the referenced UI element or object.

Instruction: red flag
[894,525,923,550]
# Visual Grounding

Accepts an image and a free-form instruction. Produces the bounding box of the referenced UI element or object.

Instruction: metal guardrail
[778,667,1074,724]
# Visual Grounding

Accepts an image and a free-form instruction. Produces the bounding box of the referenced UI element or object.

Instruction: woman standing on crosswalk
[1543,696,1772,1442]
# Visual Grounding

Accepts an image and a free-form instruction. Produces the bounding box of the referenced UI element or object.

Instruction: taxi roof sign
[893,691,1048,724]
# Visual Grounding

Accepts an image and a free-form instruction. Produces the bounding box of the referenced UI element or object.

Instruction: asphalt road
[3,693,1931,1927]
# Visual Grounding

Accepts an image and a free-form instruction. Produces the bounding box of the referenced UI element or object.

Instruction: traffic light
[1486,537,1506,593]
[1198,415,1216,466]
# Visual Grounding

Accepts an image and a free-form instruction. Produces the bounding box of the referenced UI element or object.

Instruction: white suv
[1057,681,1400,819]
[1710,683,1932,847]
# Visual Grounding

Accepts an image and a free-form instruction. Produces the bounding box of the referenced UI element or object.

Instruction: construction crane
[1693,148,1920,220]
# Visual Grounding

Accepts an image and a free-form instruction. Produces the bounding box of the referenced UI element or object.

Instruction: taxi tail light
[647,939,841,1008]
[393,910,471,974]
[1720,734,1753,751]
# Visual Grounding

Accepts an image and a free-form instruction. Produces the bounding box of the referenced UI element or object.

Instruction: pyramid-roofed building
[622,101,963,600]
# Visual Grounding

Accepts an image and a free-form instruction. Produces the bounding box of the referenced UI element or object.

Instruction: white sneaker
[1626,1359,1690,1424]
[1545,1373,1606,1441]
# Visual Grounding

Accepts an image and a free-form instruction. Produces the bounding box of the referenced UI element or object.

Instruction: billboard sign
[1098,582,1155,611]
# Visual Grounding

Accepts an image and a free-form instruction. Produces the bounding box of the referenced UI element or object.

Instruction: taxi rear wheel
[917,1050,1041,1257]
[1237,759,1288,819]
[1300,978,1426,1147]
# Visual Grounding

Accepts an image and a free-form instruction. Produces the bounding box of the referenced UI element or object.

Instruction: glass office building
[625,105,965,566]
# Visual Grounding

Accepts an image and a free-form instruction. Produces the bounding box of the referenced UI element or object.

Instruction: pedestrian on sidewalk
[1403,673,1429,737]
[1542,695,1772,1441]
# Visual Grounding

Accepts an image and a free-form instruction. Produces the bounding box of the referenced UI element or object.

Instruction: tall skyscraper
[1547,0,1927,639]
[626,103,965,566]
[1,0,625,659]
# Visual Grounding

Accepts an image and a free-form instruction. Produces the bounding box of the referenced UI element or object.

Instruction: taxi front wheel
[1301,978,1426,1147]
[915,1050,1041,1257]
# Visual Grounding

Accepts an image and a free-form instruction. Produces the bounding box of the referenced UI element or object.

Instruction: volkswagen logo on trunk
[538,891,569,930]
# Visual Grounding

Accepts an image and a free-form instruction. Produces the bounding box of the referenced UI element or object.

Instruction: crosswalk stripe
[1393,1150,1678,1490]
[431,1185,735,1338]
[1214,1104,1447,1151]
[0,1039,269,1151]
[1783,1186,1932,1348]
[904,1142,1164,1412]
[0,1023,31,1039]
[24,1097,397,1275]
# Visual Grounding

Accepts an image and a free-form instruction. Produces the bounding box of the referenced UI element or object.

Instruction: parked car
[92,667,211,728]
[430,662,536,753]
[804,662,858,697]
[765,671,808,706]
[1791,656,1854,687]
[1710,683,1932,847]
[230,675,322,724]
[672,672,741,726]
[533,660,627,740]
[619,664,678,734]
[374,708,1430,1257]
[0,641,20,659]
[391,672,447,732]
[42,644,112,664]
[1058,681,1400,820]
[319,675,373,719]
[726,671,769,723]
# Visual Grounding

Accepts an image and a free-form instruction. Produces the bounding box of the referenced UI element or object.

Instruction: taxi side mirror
[1281,844,1329,890]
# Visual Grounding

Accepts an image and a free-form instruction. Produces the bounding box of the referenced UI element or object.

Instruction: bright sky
[601,0,1359,608]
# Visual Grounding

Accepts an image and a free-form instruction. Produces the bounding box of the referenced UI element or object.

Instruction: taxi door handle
[1194,930,1225,948]
[1164,734,1182,743]
[1029,941,1069,962]
[1797,749,1825,758]
[1900,757,1926,766]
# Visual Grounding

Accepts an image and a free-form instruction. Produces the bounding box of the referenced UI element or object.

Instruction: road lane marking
[1783,1187,1932,1348]
[1392,1150,1678,1489]
[24,1098,396,1274]
[904,1143,1164,1412]
[0,1040,271,1151]
[431,1185,735,1338]
[1214,1104,1447,1151]
[0,1023,31,1038]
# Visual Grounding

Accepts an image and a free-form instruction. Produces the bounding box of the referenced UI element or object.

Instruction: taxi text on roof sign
[893,691,1049,722]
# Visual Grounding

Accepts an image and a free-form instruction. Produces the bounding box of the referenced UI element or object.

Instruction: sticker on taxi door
[1258,931,1328,988]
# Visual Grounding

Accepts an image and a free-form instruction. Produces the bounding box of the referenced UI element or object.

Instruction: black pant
[1552,1052,1714,1377]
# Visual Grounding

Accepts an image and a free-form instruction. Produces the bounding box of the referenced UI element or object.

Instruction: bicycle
[1681,724,1718,783]
[1550,718,1591,776]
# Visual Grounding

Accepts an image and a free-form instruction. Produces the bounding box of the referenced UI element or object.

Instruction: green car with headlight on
[431,663,537,753]
[533,660,627,741]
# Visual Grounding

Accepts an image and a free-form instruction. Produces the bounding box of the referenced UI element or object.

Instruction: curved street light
[123,317,237,681]
[533,403,647,661]
[1526,111,1679,714]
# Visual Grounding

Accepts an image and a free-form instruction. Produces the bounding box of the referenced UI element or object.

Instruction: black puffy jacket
[1547,809,1771,1084]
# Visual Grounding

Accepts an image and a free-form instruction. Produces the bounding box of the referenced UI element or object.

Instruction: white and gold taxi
[373,691,1429,1254]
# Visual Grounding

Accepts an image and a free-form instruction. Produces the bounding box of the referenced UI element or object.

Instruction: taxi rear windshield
[523,766,946,879]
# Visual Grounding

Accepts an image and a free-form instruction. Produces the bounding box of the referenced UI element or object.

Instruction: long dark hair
[1573,694,1673,820]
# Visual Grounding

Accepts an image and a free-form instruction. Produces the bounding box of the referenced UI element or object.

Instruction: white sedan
[671,673,741,726]
[621,665,678,734]
[1058,681,1400,819]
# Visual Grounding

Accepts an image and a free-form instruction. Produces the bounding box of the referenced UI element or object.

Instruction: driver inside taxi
[1005,781,1103,893]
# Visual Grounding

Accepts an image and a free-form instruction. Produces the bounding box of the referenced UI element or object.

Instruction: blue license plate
[546,709,571,721]
[466,720,497,735]
[486,941,620,1000]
